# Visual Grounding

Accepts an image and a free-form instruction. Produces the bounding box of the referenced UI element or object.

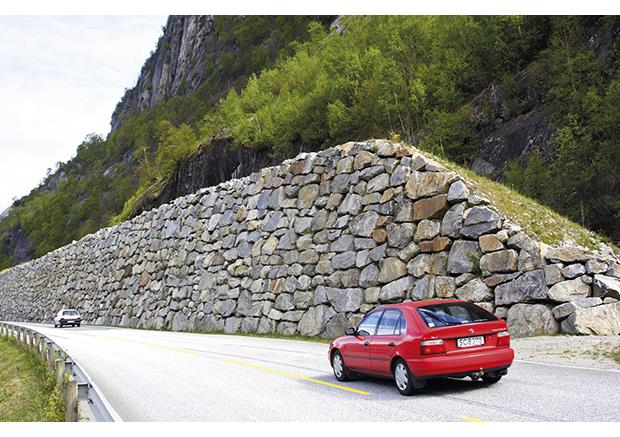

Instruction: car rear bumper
[408,347,514,379]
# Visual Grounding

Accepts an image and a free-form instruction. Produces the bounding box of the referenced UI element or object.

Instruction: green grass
[606,348,620,366]
[418,146,615,251]
[0,336,64,422]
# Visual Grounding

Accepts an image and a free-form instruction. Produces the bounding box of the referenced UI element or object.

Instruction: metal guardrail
[0,321,122,422]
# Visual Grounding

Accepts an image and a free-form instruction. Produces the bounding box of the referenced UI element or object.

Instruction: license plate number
[457,336,484,348]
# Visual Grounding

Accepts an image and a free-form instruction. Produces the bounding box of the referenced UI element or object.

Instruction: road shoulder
[512,335,620,370]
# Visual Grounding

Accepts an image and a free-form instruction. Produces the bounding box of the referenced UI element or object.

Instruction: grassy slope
[415,146,615,251]
[0,336,64,422]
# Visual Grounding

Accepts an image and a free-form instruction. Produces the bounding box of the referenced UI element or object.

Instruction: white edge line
[515,358,620,373]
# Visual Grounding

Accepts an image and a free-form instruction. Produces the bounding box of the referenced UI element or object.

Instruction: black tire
[393,359,425,396]
[76,323,81,327]
[481,372,503,384]
[331,350,353,382]
[54,322,58,328]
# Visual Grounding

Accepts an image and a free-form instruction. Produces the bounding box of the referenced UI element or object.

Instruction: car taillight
[421,339,446,355]
[497,330,510,346]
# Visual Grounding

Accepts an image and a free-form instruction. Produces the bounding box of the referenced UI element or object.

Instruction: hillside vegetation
[1,16,619,270]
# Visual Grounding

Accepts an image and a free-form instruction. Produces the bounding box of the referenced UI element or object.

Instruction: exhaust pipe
[470,371,484,381]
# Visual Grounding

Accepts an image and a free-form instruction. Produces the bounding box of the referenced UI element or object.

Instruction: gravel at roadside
[512,335,620,370]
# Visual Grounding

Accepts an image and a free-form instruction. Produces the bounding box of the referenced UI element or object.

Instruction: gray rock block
[494,270,548,305]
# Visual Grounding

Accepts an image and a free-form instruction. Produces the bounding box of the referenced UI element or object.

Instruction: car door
[370,309,405,375]
[341,310,382,373]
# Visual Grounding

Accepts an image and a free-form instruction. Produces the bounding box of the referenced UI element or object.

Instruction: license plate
[457,336,484,348]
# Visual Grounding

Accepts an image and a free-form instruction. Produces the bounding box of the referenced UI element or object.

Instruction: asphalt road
[11,323,620,422]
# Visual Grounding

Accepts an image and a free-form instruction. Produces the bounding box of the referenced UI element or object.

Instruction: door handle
[364,341,369,346]
[388,342,395,347]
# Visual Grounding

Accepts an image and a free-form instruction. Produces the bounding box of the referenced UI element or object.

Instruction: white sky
[0,16,167,213]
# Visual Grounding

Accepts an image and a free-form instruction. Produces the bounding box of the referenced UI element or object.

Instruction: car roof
[374,299,465,310]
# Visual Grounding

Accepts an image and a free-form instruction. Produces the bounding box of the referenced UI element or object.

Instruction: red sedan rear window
[417,303,496,328]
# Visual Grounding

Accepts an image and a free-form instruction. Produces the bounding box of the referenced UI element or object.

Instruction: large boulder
[324,287,364,312]
[440,203,465,238]
[562,264,586,279]
[413,195,448,220]
[447,180,469,203]
[387,223,415,248]
[544,264,563,285]
[592,274,620,300]
[298,305,335,336]
[171,312,191,331]
[460,206,502,238]
[411,275,436,300]
[324,313,349,338]
[378,257,407,283]
[543,246,591,263]
[507,304,559,337]
[547,277,591,302]
[349,211,379,237]
[359,264,380,287]
[447,240,482,274]
[455,278,492,302]
[551,297,603,320]
[494,269,548,305]
[435,276,456,298]
[479,249,518,276]
[405,171,455,199]
[414,219,440,242]
[560,302,620,335]
[379,277,415,303]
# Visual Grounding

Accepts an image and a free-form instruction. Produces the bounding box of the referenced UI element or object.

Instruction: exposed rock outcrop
[111,16,216,131]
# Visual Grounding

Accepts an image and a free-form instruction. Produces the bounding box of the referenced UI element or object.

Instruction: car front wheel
[393,359,425,396]
[331,350,353,382]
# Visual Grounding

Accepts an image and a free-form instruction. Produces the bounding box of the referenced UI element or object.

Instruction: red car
[328,299,514,395]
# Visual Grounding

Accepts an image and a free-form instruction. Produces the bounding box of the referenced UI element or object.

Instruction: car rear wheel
[482,372,503,384]
[331,350,353,382]
[393,359,425,396]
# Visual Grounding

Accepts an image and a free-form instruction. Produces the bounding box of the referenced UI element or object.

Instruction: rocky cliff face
[110,15,335,132]
[111,16,215,131]
[1,140,619,338]
[134,137,320,216]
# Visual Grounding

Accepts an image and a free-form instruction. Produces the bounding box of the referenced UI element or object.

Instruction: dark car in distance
[328,299,514,395]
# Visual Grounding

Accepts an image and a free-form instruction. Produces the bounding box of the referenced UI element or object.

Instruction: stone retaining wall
[1,140,619,337]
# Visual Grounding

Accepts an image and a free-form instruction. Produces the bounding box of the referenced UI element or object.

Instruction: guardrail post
[46,342,55,372]
[65,376,78,422]
[55,358,65,390]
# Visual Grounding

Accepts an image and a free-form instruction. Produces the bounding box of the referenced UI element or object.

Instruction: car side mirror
[345,327,356,336]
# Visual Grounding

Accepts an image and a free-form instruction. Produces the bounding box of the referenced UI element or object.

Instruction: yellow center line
[461,416,486,422]
[99,334,370,396]
[224,359,370,395]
